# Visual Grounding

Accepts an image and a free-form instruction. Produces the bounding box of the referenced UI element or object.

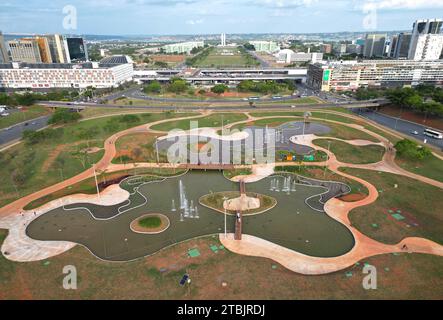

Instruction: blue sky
[0,0,442,35]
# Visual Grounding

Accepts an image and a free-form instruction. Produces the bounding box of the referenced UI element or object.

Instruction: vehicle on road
[424,128,443,139]
[411,131,419,135]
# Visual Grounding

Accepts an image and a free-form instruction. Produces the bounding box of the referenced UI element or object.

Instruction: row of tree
[354,85,443,117]
[0,90,82,107]
[237,80,294,95]
[386,86,443,117]
[143,79,294,96]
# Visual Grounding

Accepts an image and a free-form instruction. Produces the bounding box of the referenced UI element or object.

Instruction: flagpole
[93,164,100,199]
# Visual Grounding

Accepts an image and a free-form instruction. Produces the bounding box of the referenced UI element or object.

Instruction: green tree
[167,77,189,94]
[144,81,162,94]
[48,109,82,125]
[395,139,432,160]
[211,84,229,95]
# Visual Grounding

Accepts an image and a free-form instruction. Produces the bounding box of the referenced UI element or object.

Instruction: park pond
[26,171,355,262]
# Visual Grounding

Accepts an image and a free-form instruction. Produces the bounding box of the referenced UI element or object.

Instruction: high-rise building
[320,44,332,54]
[66,37,88,62]
[408,19,443,60]
[364,34,387,58]
[393,33,412,59]
[249,41,280,53]
[389,35,398,58]
[0,31,9,63]
[221,33,226,46]
[22,37,53,63]
[9,39,42,63]
[42,34,70,63]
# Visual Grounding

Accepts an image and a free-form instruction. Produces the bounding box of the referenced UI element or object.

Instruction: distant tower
[221,33,226,46]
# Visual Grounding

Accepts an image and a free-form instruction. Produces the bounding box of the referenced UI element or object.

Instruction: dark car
[179,274,190,286]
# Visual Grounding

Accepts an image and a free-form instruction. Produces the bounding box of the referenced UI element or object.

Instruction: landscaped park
[0,106,443,299]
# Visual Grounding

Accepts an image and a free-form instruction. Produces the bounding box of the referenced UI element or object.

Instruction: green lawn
[223,168,253,179]
[1,229,443,299]
[313,139,385,164]
[0,106,52,130]
[0,112,198,208]
[139,216,162,228]
[396,153,443,183]
[343,168,443,245]
[151,113,248,132]
[192,47,257,68]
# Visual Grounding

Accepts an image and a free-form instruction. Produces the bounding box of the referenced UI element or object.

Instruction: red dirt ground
[151,55,186,63]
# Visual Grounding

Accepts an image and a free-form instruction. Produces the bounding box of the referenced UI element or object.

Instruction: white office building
[162,41,204,54]
[0,55,134,89]
[274,49,323,64]
[307,60,443,92]
[408,19,443,61]
[249,41,280,53]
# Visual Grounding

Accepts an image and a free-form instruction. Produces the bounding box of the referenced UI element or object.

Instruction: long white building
[307,60,443,92]
[0,55,134,89]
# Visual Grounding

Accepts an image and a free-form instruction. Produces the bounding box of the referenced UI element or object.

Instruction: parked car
[179,274,190,286]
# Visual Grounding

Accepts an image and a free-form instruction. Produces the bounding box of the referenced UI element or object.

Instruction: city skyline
[1,0,443,35]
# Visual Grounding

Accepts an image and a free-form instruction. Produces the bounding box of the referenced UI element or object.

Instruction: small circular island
[130,214,170,235]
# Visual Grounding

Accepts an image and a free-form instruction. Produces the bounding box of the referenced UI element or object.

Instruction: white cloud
[186,19,204,25]
[251,0,318,8]
[355,0,443,10]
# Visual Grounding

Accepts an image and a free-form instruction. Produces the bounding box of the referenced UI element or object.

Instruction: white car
[411,131,419,135]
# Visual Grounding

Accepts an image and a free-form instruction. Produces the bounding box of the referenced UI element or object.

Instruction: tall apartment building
[22,37,53,63]
[408,19,443,60]
[8,39,42,63]
[321,44,332,54]
[42,34,70,63]
[389,35,398,58]
[364,34,387,58]
[392,33,412,59]
[307,60,443,92]
[66,37,88,62]
[0,31,9,63]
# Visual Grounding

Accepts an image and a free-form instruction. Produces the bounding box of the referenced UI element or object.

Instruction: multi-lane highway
[352,108,443,150]
[0,115,50,147]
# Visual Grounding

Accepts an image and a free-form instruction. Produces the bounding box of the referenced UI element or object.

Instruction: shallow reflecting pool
[27,171,355,262]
